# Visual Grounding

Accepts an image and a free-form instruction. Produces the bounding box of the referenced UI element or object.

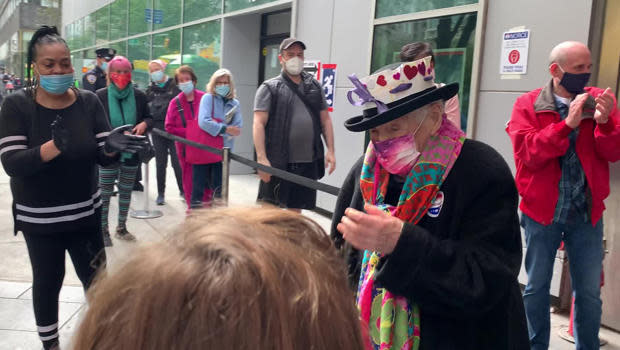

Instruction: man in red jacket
[507,41,620,350]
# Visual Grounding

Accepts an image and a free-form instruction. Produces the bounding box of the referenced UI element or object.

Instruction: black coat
[330,139,530,350]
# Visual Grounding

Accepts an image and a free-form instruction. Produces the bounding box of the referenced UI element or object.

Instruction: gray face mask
[284,57,304,76]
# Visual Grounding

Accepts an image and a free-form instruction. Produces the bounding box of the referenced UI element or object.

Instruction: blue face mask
[101,62,108,71]
[215,84,230,97]
[179,81,194,95]
[39,73,74,95]
[150,70,164,83]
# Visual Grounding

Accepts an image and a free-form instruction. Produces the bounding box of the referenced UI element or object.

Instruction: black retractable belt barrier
[151,128,341,196]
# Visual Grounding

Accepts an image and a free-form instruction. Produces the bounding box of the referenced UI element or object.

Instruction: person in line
[400,41,461,129]
[190,68,242,208]
[331,56,529,349]
[96,56,152,246]
[0,26,147,350]
[165,65,210,209]
[71,207,365,350]
[82,48,116,92]
[253,37,336,212]
[146,59,183,205]
[507,41,620,350]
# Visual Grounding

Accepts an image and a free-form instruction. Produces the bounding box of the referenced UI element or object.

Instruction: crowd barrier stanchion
[151,128,341,197]
[130,159,163,219]
[222,147,230,204]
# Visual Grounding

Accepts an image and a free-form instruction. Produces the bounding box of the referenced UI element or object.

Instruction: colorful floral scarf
[357,115,465,350]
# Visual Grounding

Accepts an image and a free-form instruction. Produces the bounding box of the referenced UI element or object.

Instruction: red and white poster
[500,29,530,75]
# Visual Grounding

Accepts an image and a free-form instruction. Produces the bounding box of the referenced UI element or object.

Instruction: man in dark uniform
[82,48,116,92]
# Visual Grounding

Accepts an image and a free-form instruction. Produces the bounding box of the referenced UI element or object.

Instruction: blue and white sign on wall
[153,9,163,24]
[321,64,337,112]
[145,9,163,24]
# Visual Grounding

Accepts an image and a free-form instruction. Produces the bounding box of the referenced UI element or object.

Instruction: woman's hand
[226,125,241,136]
[132,121,148,135]
[337,204,404,255]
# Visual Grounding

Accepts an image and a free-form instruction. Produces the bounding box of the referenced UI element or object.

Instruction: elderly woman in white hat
[331,56,529,350]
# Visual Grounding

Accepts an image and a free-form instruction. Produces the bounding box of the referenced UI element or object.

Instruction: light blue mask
[101,62,108,71]
[215,84,230,97]
[179,81,194,95]
[39,73,74,95]
[150,70,164,82]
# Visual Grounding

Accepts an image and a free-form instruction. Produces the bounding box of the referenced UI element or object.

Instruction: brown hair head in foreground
[71,207,364,350]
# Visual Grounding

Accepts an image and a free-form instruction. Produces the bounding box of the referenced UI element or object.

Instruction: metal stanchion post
[131,160,163,219]
[222,147,230,204]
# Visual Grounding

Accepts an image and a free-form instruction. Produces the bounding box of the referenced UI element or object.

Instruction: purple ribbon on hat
[347,74,388,114]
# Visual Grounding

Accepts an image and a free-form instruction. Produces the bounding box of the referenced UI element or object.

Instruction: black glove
[137,138,155,163]
[103,125,149,154]
[51,115,70,153]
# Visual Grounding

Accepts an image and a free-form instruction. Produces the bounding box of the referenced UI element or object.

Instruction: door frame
[258,9,291,84]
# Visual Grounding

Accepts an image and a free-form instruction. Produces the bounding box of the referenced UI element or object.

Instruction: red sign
[508,50,520,64]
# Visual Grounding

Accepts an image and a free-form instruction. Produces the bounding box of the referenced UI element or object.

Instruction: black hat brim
[344,82,459,132]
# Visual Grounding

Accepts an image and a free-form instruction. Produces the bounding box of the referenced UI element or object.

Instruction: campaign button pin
[427,191,444,218]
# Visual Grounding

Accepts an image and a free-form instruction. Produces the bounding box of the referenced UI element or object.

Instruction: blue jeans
[522,214,603,350]
[191,162,222,202]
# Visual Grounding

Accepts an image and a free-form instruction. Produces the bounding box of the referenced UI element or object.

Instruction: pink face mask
[372,118,425,177]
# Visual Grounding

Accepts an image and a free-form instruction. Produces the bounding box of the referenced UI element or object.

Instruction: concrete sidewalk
[0,164,618,350]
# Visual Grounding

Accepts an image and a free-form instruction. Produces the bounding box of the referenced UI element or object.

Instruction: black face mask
[558,66,590,94]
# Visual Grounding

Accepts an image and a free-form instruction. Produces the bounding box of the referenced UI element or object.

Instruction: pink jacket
[165,89,206,160]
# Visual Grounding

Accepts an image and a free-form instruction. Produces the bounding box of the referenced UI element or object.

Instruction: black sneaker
[133,182,144,192]
[190,200,203,209]
[102,231,113,247]
[115,227,137,241]
[156,194,165,206]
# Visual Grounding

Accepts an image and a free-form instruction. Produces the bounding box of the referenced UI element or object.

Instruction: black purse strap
[174,96,187,128]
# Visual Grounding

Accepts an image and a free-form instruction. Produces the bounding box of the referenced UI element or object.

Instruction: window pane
[153,0,181,31]
[109,40,127,58]
[83,14,96,48]
[183,0,221,23]
[152,29,181,76]
[95,5,110,45]
[129,0,152,36]
[65,23,74,50]
[371,12,477,131]
[74,17,84,50]
[110,0,128,41]
[182,20,221,89]
[224,0,277,13]
[128,35,152,89]
[375,0,477,18]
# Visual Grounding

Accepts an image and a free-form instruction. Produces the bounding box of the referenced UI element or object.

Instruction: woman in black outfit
[0,26,147,350]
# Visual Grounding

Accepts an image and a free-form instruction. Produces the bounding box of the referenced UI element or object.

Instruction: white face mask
[284,57,304,76]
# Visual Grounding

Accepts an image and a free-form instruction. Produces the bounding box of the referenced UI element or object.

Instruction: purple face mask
[372,118,425,177]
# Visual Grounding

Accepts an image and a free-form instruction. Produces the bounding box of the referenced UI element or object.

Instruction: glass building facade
[65,0,278,88]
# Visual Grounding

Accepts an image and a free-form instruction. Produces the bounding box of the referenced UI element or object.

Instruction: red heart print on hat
[392,72,401,80]
[404,65,418,80]
[377,75,387,86]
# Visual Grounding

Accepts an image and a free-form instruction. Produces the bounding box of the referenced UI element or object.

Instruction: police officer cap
[95,48,116,60]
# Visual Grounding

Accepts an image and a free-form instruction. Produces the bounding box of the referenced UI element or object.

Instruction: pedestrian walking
[164,65,211,208]
[0,26,147,350]
[189,68,242,208]
[96,56,153,246]
[146,59,183,205]
[507,41,620,350]
[82,48,116,92]
[253,37,336,212]
[332,56,529,349]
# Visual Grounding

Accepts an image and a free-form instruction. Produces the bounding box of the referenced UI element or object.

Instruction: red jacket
[165,90,208,163]
[507,80,620,226]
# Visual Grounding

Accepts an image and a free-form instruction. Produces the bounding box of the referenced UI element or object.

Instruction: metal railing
[150,128,341,204]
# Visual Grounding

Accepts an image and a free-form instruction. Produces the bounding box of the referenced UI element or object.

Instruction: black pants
[152,132,183,195]
[257,162,318,209]
[22,224,106,347]
[191,162,222,202]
